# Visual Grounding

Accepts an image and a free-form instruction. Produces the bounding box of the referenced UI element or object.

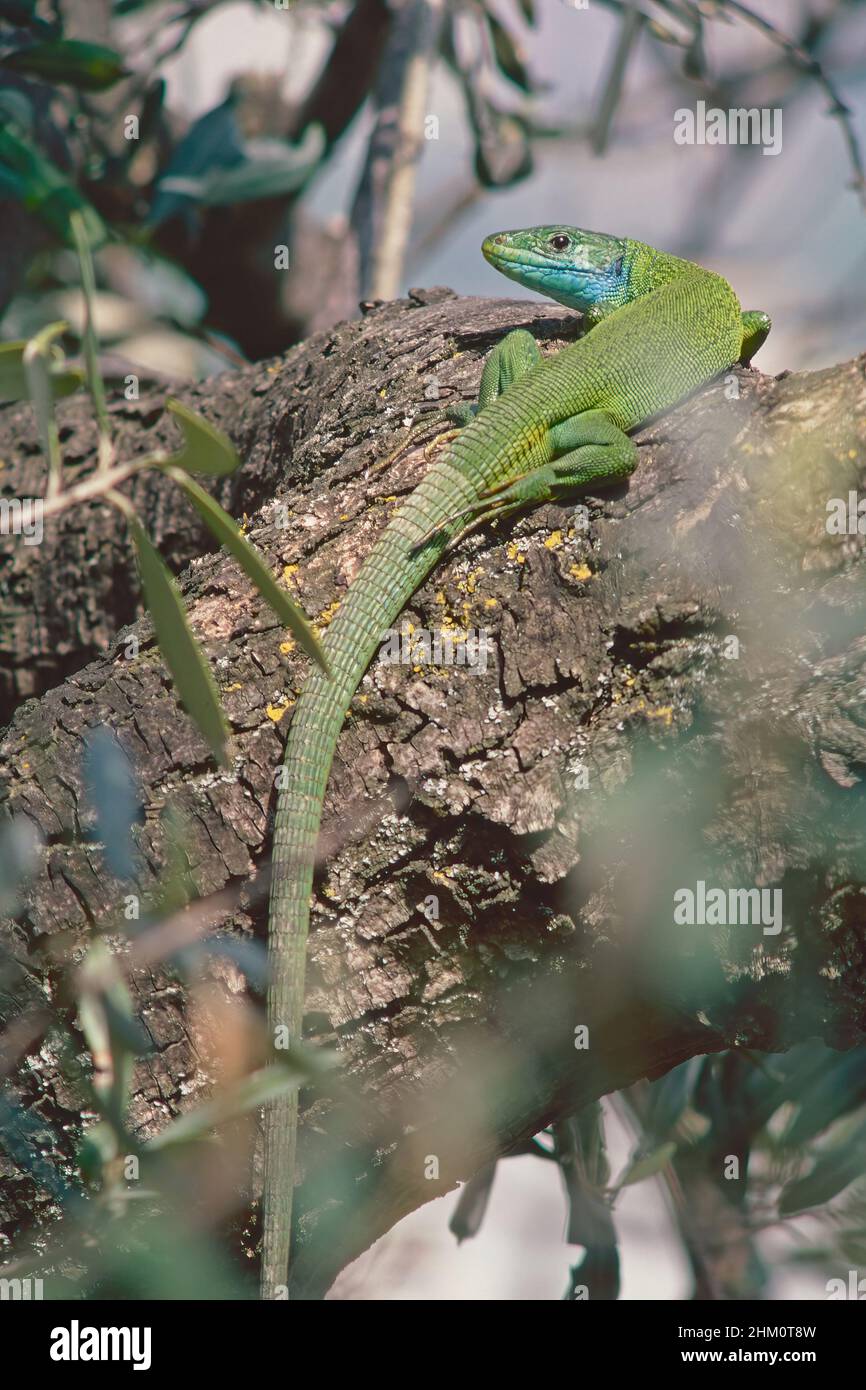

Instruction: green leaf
[486,12,533,92]
[0,339,82,403]
[644,1058,700,1138]
[0,123,106,245]
[77,1121,118,1186]
[78,940,139,1133]
[778,1123,866,1215]
[778,1157,862,1216]
[516,0,535,25]
[147,1058,325,1152]
[616,1141,677,1189]
[0,87,36,131]
[83,727,141,880]
[1,39,128,91]
[156,127,326,209]
[130,519,230,766]
[783,1049,866,1146]
[170,471,330,675]
[164,397,239,476]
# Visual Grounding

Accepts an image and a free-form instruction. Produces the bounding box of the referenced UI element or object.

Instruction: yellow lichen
[266,699,292,722]
[317,600,341,626]
[645,705,674,726]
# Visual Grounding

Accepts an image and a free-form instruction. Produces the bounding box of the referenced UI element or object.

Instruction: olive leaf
[0,339,83,404]
[614,1141,677,1190]
[130,518,230,767]
[167,469,330,676]
[164,397,240,476]
[1,39,128,91]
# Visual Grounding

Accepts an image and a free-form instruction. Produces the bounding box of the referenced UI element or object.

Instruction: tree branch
[1,290,865,1296]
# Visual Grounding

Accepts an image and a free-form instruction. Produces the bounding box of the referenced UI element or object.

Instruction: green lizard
[260,226,771,1297]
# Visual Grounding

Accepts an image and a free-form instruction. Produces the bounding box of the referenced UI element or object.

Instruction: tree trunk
[1,289,865,1297]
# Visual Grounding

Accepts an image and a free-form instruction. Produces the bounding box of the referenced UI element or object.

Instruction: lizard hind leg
[482,408,639,510]
[411,408,638,555]
[739,309,771,366]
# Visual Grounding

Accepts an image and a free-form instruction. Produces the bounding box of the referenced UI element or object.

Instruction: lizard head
[481,226,631,313]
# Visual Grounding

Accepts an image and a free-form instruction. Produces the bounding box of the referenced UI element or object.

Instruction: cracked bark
[1,290,865,1298]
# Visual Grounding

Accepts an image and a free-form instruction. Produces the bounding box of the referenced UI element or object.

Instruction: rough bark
[1,289,865,1297]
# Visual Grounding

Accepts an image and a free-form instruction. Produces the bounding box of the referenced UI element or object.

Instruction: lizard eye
[549,234,570,252]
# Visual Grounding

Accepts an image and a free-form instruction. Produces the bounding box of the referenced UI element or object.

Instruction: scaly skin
[260,227,769,1298]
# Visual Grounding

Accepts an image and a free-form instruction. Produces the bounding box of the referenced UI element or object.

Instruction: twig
[70,212,114,474]
[23,322,67,501]
[39,457,153,520]
[717,0,866,211]
[593,3,646,155]
[351,0,447,301]
[589,0,866,213]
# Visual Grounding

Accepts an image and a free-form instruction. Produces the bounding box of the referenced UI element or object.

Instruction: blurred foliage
[453,1045,866,1300]
[14,210,329,763]
[0,732,334,1299]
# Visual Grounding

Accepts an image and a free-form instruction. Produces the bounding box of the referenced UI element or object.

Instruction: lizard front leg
[739,309,771,366]
[380,328,544,470]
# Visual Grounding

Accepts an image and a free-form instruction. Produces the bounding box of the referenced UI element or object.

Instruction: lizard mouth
[481,236,602,275]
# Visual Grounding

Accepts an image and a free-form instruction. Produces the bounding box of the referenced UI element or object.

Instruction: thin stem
[593,3,645,155]
[351,0,446,301]
[23,322,67,501]
[40,456,157,520]
[718,0,866,211]
[70,211,114,473]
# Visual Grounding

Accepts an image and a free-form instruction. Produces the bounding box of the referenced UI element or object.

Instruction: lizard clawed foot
[479,470,530,500]
[372,404,477,476]
[408,479,531,556]
[424,427,461,459]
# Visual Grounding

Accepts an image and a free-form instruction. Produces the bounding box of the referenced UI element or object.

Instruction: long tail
[260,458,478,1297]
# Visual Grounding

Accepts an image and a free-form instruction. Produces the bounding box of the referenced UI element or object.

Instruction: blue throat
[482,242,630,315]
